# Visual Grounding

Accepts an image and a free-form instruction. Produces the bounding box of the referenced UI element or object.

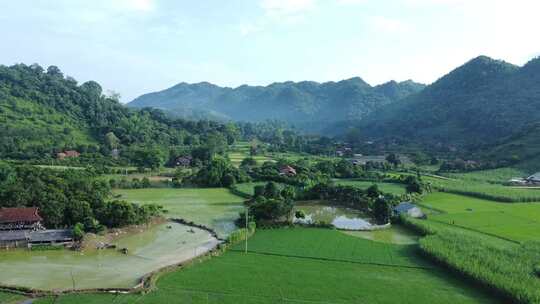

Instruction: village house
[279,165,297,176]
[175,155,192,167]
[0,207,44,231]
[508,173,540,186]
[57,150,80,159]
[0,207,73,249]
[393,202,425,218]
[527,173,540,185]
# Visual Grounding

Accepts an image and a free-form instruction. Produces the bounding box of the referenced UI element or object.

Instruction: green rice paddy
[34,228,499,304]
[420,192,540,242]
[114,188,245,237]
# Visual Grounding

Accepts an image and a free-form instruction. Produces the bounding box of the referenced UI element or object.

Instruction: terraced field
[115,188,245,237]
[35,228,500,304]
[228,142,271,167]
[420,192,540,242]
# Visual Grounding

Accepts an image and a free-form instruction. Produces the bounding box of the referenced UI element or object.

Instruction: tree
[240,157,257,169]
[372,198,392,224]
[386,153,401,168]
[366,184,381,198]
[264,182,281,199]
[105,132,120,150]
[72,222,85,241]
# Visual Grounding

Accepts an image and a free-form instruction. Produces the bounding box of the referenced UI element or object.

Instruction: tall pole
[245,207,248,254]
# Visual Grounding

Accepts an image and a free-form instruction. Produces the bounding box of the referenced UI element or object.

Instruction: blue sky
[1,0,539,102]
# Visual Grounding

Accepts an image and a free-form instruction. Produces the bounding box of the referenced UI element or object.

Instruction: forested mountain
[0,64,239,160]
[338,56,540,151]
[128,78,425,130]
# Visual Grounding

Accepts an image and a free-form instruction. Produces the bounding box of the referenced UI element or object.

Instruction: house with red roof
[0,207,44,231]
[279,165,297,176]
[57,150,80,159]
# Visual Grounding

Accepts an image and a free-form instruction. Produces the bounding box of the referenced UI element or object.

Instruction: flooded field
[294,201,374,230]
[294,202,419,244]
[114,188,244,238]
[0,222,217,290]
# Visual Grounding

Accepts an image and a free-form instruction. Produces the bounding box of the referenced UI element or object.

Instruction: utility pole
[245,207,248,254]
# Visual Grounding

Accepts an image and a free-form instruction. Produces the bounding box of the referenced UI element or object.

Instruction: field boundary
[230,249,435,270]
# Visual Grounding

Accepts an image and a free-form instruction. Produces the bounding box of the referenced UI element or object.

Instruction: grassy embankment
[34,228,498,304]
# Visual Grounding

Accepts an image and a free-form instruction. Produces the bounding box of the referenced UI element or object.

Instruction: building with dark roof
[393,202,425,218]
[0,229,73,249]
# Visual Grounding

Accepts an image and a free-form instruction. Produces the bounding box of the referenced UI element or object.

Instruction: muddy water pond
[294,201,375,230]
[294,201,419,244]
[0,222,217,290]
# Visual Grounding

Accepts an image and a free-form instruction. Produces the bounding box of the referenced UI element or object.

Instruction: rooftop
[0,207,43,223]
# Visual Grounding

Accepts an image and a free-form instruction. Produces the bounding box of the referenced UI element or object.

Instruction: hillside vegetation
[349,56,540,156]
[0,64,239,160]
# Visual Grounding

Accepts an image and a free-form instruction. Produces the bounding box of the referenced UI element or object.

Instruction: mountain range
[128,78,425,131]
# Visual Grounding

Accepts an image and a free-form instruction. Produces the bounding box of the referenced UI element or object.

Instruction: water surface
[0,222,217,290]
[294,201,374,230]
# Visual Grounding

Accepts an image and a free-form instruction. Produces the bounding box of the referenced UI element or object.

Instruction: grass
[420,192,540,242]
[333,179,407,195]
[0,291,26,304]
[114,188,245,237]
[35,228,498,304]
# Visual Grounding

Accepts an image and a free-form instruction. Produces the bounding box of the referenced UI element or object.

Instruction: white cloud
[260,0,315,18]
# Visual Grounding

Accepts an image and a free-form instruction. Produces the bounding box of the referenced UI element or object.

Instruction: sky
[1,0,539,102]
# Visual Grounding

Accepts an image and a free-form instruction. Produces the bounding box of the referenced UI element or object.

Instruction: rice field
[420,192,540,242]
[228,141,271,167]
[114,188,245,237]
[423,175,540,202]
[34,228,499,304]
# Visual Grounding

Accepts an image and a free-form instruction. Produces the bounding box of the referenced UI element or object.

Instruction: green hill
[128,78,425,131]
[0,64,236,159]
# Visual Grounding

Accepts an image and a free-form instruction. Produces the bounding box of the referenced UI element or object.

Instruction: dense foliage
[0,163,162,229]
[0,64,240,165]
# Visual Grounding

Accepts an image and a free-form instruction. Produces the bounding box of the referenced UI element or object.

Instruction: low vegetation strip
[401,216,540,304]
